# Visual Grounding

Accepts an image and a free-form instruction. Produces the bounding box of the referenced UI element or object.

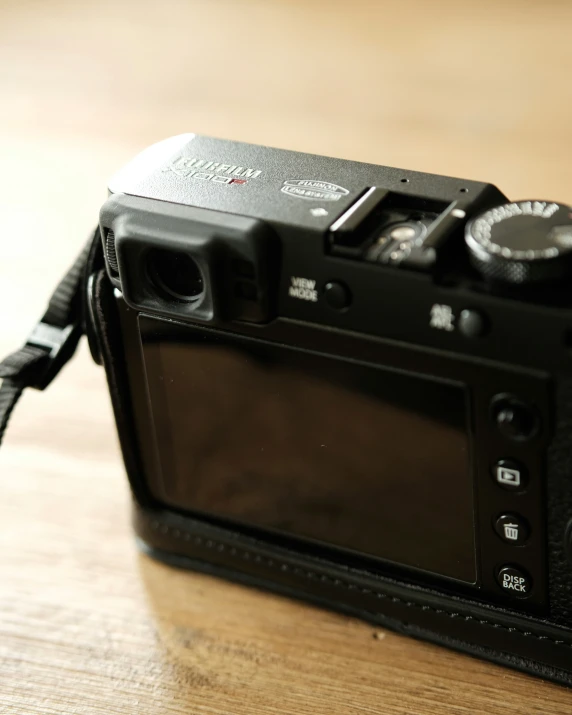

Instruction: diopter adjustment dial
[465,200,572,284]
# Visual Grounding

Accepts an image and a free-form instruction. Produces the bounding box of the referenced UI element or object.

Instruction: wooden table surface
[2,1,572,712]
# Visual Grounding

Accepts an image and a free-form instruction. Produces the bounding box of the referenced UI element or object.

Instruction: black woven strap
[42,241,91,328]
[0,238,94,449]
[0,381,25,446]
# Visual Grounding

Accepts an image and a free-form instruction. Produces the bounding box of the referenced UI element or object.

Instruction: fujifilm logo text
[167,156,262,184]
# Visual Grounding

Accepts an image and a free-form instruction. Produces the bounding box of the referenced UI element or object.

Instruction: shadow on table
[136,549,397,703]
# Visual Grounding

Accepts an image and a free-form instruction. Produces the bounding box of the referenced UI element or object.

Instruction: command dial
[465,200,572,284]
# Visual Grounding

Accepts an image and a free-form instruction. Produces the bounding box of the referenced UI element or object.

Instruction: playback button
[493,458,528,492]
[496,566,532,598]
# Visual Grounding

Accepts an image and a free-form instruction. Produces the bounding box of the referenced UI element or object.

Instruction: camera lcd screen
[141,322,476,583]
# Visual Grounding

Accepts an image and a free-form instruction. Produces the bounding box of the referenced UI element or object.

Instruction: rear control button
[493,459,528,491]
[496,566,532,598]
[494,514,529,545]
[458,308,489,338]
[491,395,538,441]
[323,281,352,310]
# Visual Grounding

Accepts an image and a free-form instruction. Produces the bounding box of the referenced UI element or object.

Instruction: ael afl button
[496,566,532,598]
[458,308,489,338]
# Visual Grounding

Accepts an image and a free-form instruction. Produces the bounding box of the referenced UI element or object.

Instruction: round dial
[465,200,572,283]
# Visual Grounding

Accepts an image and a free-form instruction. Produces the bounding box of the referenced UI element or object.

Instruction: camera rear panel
[121,307,549,613]
[100,134,572,621]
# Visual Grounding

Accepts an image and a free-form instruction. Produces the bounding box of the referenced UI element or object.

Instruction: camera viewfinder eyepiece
[146,249,204,303]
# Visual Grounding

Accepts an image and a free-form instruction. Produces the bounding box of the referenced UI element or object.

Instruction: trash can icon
[503,523,519,541]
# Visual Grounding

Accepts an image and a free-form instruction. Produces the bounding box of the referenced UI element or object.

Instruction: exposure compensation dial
[465,201,572,284]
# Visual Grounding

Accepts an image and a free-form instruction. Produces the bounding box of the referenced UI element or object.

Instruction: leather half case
[90,269,572,687]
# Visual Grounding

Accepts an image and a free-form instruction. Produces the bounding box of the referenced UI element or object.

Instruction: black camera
[5,134,572,684]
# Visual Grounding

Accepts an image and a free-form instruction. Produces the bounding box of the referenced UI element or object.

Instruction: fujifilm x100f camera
[5,134,572,684]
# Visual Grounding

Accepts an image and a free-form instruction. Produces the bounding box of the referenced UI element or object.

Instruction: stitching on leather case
[150,520,571,649]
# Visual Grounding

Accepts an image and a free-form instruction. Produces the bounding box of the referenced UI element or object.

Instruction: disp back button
[496,565,532,598]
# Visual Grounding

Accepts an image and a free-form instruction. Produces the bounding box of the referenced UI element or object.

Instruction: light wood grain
[1,0,572,712]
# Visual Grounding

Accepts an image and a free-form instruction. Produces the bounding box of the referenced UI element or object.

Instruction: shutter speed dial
[465,201,572,284]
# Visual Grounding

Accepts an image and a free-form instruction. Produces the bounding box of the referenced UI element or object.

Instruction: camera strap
[0,232,99,448]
